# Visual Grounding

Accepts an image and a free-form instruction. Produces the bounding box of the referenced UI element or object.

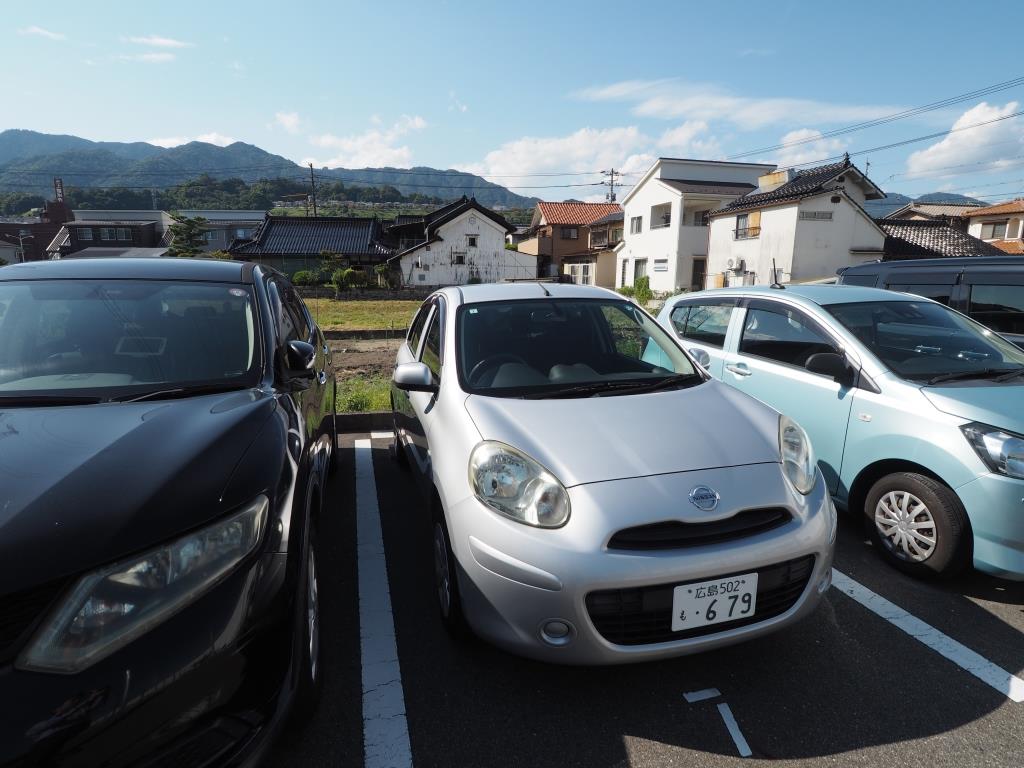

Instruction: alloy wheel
[433,522,451,617]
[306,547,320,682]
[874,490,937,562]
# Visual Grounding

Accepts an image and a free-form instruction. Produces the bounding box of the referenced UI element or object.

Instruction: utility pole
[602,168,620,202]
[308,163,318,217]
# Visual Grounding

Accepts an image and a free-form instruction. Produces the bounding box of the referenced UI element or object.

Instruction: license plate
[671,572,758,631]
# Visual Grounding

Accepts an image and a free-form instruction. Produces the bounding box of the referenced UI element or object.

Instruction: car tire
[432,507,469,638]
[864,472,970,578]
[294,521,323,716]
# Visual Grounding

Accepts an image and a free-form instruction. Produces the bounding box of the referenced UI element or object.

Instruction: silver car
[391,283,835,664]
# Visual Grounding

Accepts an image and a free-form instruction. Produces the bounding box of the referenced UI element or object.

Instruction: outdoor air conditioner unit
[727,258,745,273]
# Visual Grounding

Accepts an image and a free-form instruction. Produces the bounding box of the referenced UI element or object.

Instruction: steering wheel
[468,353,528,384]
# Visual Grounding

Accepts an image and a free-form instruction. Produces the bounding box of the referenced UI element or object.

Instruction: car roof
[439,281,617,305]
[677,283,918,307]
[840,255,1024,273]
[0,257,250,283]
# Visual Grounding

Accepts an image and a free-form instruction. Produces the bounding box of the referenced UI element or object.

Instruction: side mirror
[394,361,437,393]
[688,348,711,369]
[805,352,852,384]
[285,340,316,377]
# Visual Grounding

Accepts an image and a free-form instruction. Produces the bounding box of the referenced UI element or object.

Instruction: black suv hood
[0,390,276,591]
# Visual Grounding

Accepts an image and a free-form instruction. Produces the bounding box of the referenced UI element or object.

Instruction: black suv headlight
[18,496,268,674]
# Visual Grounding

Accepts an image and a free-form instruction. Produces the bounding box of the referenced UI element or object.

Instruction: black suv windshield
[457,297,701,398]
[823,299,1024,383]
[0,279,261,400]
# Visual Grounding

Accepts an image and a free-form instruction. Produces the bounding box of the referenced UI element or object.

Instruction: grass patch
[304,298,421,331]
[336,376,391,413]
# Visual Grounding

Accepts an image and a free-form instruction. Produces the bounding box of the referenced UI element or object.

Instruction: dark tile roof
[658,179,756,196]
[590,210,625,226]
[715,159,882,215]
[877,220,1007,259]
[228,215,394,259]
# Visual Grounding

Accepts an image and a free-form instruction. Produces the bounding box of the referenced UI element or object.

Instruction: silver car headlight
[779,415,816,495]
[962,422,1024,479]
[18,495,268,674]
[469,441,570,528]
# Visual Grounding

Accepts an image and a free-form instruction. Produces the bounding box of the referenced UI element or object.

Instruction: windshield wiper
[110,383,247,403]
[0,394,104,406]
[927,368,1021,385]
[613,373,704,394]
[994,367,1024,382]
[525,374,701,400]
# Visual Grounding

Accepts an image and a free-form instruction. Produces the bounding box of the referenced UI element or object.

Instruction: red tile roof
[963,199,1024,217]
[537,202,622,226]
[992,239,1024,254]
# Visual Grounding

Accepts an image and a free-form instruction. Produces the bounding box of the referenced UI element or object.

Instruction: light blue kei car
[653,284,1024,581]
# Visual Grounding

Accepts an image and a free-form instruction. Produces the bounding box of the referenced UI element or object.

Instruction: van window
[968,285,1024,336]
[739,306,837,369]
[888,283,953,306]
[840,273,878,287]
[670,303,732,348]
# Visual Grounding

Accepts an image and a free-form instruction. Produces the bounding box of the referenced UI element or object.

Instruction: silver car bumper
[447,462,836,665]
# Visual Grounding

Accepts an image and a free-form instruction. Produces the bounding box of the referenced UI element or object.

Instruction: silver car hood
[464,379,781,488]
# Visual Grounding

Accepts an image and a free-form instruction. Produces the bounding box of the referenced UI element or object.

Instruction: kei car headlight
[18,496,268,674]
[961,422,1024,480]
[779,415,816,495]
[469,441,570,528]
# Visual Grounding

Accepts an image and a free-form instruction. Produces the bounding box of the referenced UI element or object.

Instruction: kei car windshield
[0,279,261,399]
[456,297,701,397]
[823,299,1024,383]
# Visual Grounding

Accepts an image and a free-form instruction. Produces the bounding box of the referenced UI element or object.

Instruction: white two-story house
[706,158,887,286]
[963,199,1024,254]
[615,158,774,293]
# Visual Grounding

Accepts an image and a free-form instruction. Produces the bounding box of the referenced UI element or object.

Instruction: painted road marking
[832,569,1024,703]
[355,439,414,768]
[370,431,392,440]
[717,703,752,758]
[683,688,721,703]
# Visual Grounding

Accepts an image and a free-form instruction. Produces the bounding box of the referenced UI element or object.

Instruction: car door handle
[725,363,752,377]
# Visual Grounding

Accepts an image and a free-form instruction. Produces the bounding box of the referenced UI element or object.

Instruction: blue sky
[6,0,1024,201]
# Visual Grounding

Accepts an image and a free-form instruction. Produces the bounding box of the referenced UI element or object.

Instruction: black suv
[837,256,1024,348]
[0,258,336,767]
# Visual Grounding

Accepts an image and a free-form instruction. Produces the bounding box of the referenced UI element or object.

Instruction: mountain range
[0,129,538,208]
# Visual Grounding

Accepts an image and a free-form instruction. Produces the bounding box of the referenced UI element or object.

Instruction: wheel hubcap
[433,523,451,617]
[307,548,320,681]
[874,490,937,562]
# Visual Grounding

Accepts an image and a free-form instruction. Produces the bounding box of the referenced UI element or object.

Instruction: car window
[889,283,954,306]
[268,280,299,344]
[839,273,877,287]
[421,306,442,380]
[283,286,312,342]
[968,284,1024,336]
[739,305,838,369]
[670,303,732,348]
[407,302,431,354]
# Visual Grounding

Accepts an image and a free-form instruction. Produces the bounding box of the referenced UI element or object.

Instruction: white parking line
[832,569,1024,703]
[716,703,752,758]
[369,431,392,440]
[683,688,721,703]
[355,439,414,768]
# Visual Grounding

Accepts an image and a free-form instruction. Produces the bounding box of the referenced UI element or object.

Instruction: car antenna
[537,281,551,297]
[770,259,785,290]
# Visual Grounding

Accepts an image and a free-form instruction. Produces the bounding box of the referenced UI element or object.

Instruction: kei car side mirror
[805,352,852,385]
[285,340,316,377]
[393,361,437,393]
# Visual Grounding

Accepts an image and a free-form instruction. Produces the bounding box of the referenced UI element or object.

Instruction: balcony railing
[734,226,761,240]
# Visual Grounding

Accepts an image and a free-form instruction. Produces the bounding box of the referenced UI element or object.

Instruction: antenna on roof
[538,282,551,297]
[770,258,785,289]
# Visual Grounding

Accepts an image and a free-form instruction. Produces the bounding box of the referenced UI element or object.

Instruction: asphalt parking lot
[270,433,1024,768]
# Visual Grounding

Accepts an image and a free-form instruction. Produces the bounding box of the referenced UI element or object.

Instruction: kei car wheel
[865,472,970,577]
[295,523,323,714]
[432,509,468,637]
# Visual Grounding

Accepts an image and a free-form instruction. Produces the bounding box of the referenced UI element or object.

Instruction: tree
[166,213,209,258]
[206,249,234,260]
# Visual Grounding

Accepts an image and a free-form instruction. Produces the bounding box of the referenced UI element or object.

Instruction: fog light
[540,619,574,646]
[818,570,832,594]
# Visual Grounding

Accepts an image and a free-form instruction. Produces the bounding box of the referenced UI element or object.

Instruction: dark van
[837,256,1024,348]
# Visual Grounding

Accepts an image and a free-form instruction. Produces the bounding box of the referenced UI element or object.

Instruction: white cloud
[18,26,65,40]
[196,132,236,146]
[119,52,176,63]
[126,35,193,48]
[148,136,189,148]
[448,91,468,113]
[905,101,1024,179]
[657,120,722,158]
[306,115,427,168]
[770,128,848,168]
[738,48,775,57]
[274,111,301,134]
[147,132,236,148]
[576,79,900,130]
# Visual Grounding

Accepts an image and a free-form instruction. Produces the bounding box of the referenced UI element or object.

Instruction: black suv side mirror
[805,352,853,385]
[285,340,316,378]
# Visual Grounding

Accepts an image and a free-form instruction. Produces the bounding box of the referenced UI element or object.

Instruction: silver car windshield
[456,298,701,398]
[0,279,261,400]
[824,300,1024,384]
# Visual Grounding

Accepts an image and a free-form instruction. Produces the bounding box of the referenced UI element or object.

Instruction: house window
[467,235,478,248]
[78,228,93,241]
[981,220,1009,239]
[634,258,648,281]
[799,211,833,221]
[692,210,710,226]
[116,228,131,241]
[100,227,116,241]
[236,228,250,238]
[630,216,643,234]
[651,203,671,229]
[591,228,608,248]
[561,226,579,240]
[418,273,426,281]
[653,259,668,272]
[734,213,760,240]
[620,259,628,287]
[611,227,623,242]
[569,263,593,285]
[452,252,466,265]
[203,230,218,242]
